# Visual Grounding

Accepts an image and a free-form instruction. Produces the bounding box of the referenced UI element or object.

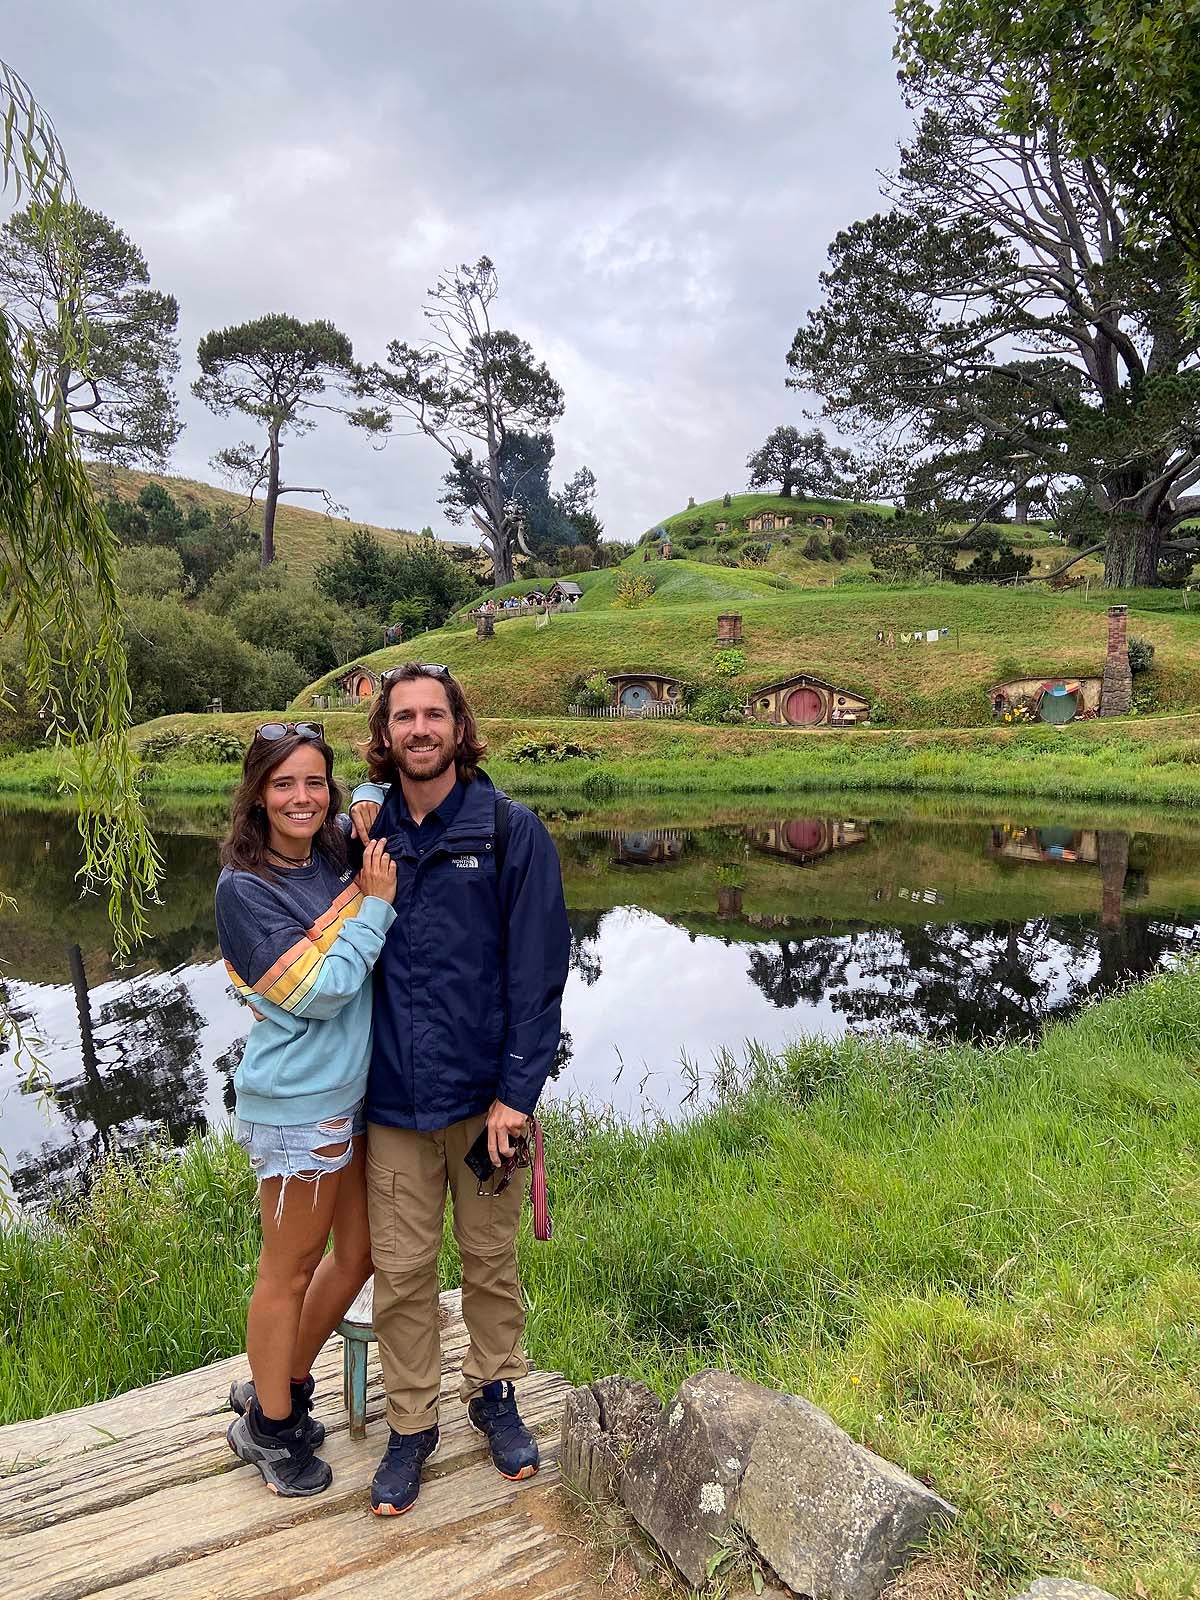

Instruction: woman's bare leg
[247,1159,343,1421]
[291,1135,373,1380]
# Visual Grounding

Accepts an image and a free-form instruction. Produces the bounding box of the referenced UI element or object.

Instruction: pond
[4,795,1200,1210]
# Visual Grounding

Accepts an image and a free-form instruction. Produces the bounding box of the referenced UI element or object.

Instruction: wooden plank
[3,1402,570,1599]
[1,1369,570,1537]
[0,1291,466,1472]
[87,1493,574,1600]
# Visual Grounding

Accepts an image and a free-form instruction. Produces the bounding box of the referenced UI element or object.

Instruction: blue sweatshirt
[215,853,396,1126]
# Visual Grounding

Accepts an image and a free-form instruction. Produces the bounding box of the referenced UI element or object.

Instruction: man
[347,662,569,1517]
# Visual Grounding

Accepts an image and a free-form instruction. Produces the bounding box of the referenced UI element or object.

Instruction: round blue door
[620,683,651,710]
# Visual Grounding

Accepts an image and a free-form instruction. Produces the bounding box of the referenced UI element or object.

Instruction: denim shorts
[235,1100,365,1186]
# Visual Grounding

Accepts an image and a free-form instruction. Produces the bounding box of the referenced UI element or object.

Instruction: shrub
[137,728,245,766]
[739,541,767,566]
[715,537,737,553]
[614,571,656,608]
[689,685,745,724]
[829,533,848,561]
[502,734,599,764]
[686,518,705,535]
[710,648,746,679]
[136,730,186,764]
[722,491,732,508]
[803,533,825,560]
[577,672,612,711]
[1128,635,1156,674]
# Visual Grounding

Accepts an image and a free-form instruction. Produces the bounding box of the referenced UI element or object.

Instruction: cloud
[8,0,912,544]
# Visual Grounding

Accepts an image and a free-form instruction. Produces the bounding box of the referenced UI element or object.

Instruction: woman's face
[260,745,330,855]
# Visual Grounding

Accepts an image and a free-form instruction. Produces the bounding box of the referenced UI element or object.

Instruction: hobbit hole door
[784,819,825,855]
[785,685,823,725]
[1040,687,1079,725]
[620,683,652,711]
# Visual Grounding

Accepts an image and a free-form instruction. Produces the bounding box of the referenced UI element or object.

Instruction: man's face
[385,677,461,782]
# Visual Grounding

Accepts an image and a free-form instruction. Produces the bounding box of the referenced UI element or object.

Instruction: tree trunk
[780,475,794,497]
[262,427,280,567]
[491,528,514,586]
[1102,517,1161,587]
[1014,487,1030,524]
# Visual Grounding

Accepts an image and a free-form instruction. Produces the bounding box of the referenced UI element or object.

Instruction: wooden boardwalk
[0,1290,601,1600]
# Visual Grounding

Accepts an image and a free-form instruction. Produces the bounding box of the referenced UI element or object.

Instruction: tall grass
[4,970,1199,1591]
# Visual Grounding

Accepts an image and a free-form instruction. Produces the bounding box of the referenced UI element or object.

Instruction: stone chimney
[687,495,695,508]
[1100,604,1131,716]
[717,613,743,646]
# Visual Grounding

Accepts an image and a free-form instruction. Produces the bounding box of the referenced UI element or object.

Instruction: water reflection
[5,799,1200,1208]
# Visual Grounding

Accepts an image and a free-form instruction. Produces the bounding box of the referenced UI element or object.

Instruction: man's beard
[394,741,457,782]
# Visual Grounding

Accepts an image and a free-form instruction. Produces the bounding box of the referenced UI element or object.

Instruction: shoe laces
[474,1384,527,1450]
[385,1428,436,1464]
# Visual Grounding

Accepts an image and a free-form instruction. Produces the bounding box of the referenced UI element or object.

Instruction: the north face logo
[453,854,479,869]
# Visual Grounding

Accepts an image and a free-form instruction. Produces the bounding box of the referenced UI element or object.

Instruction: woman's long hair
[364,663,487,785]
[220,731,347,877]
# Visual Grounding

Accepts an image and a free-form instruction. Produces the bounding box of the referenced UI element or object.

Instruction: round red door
[784,819,825,854]
[785,686,823,725]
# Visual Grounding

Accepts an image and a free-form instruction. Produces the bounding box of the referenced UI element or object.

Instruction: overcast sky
[9,1,912,546]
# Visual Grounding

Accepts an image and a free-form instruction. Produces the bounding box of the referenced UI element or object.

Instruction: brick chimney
[717,612,743,646]
[1100,604,1131,716]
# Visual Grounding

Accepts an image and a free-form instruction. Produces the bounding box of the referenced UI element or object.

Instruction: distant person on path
[347,663,570,1517]
[215,723,398,1497]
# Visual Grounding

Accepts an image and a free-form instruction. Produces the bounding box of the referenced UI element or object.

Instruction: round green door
[1040,687,1079,724]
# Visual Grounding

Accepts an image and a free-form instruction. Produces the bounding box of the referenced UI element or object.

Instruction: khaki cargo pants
[366,1113,529,1435]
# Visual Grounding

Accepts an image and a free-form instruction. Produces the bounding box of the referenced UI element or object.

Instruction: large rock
[739,1393,957,1600]
[560,1375,662,1502]
[621,1371,778,1587]
[1012,1583,1118,1600]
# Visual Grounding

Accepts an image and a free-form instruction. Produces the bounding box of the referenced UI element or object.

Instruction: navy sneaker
[227,1404,332,1497]
[467,1380,539,1481]
[370,1425,441,1516]
[229,1375,326,1447]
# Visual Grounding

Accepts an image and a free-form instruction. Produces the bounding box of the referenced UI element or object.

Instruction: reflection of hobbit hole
[612,830,685,867]
[749,673,870,727]
[607,673,684,713]
[745,818,868,864]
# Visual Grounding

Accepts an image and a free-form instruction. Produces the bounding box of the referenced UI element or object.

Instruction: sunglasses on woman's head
[253,721,325,743]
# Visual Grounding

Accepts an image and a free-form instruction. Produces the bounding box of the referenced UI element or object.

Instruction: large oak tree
[787,63,1200,586]
[353,258,564,584]
[746,424,856,499]
[194,314,354,567]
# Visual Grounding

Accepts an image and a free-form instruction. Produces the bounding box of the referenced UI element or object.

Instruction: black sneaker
[227,1404,333,1497]
[467,1380,539,1481]
[370,1425,440,1516]
[228,1376,326,1447]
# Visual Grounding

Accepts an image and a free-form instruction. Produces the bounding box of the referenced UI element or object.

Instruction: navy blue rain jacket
[365,771,570,1130]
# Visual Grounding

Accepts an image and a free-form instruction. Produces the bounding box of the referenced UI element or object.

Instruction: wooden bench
[337,1275,377,1439]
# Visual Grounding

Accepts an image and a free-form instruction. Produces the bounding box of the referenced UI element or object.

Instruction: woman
[215,722,396,1497]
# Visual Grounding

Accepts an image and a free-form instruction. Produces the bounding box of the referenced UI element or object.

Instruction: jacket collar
[376,768,498,849]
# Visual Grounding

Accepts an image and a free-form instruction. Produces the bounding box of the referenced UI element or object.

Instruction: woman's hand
[359,838,397,905]
[350,800,380,843]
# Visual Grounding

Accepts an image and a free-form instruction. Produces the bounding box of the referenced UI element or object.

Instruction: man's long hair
[365,663,487,785]
[220,731,347,877]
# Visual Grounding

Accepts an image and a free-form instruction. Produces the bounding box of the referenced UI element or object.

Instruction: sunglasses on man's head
[381,663,450,682]
[253,721,325,743]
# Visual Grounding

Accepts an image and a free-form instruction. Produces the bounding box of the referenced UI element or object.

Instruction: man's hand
[349,799,380,844]
[486,1099,530,1168]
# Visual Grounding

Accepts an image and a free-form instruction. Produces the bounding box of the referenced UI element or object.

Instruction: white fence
[567,700,682,719]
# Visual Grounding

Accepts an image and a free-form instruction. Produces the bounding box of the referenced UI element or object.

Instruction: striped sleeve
[217,874,395,1021]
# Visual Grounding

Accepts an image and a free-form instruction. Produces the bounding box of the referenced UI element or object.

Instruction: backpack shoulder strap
[493,791,513,877]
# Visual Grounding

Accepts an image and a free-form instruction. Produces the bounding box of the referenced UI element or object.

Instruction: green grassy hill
[297,571,1200,728]
[637,492,1098,586]
[90,466,470,579]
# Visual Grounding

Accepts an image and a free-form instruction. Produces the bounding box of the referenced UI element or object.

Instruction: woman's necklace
[267,844,313,868]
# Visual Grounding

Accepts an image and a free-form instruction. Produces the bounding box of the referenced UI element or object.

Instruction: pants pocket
[365,1153,396,1265]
